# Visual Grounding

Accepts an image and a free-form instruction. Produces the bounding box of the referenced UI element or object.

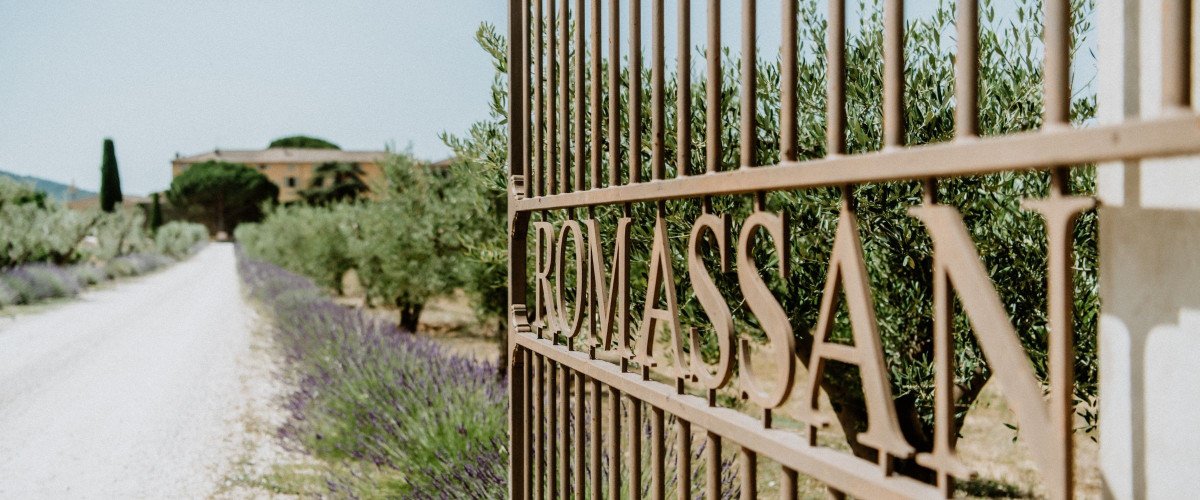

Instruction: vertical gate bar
[629,397,644,500]
[826,0,845,155]
[575,0,587,192]
[520,0,532,200]
[534,0,545,197]
[535,354,545,499]
[677,418,692,500]
[630,0,644,184]
[705,431,721,499]
[609,386,623,498]
[780,0,797,161]
[590,0,602,189]
[1045,3,1073,498]
[931,242,955,498]
[883,0,904,148]
[561,364,571,496]
[1162,0,1192,110]
[508,1,528,495]
[526,350,536,498]
[705,0,721,173]
[677,0,692,176]
[590,378,603,499]
[1044,0,1070,126]
[739,447,756,500]
[560,0,572,194]
[548,0,559,195]
[548,361,558,498]
[651,0,666,181]
[608,0,621,187]
[510,348,525,498]
[781,467,797,500]
[739,0,757,167]
[650,406,665,500]
[574,372,586,498]
[955,0,978,138]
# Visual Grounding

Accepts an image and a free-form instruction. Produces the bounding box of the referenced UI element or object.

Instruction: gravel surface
[0,243,260,499]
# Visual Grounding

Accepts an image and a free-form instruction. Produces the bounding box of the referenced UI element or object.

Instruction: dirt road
[0,243,259,498]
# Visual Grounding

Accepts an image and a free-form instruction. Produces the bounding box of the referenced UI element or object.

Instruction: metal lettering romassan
[502,0,1200,497]
[519,186,1091,495]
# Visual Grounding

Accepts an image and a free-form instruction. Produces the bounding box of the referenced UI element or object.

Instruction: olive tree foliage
[344,152,461,332]
[464,0,1098,468]
[237,150,465,333]
[0,176,162,267]
[0,178,94,267]
[442,25,512,351]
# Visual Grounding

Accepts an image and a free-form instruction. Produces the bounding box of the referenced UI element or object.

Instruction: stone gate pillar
[1097,1,1200,498]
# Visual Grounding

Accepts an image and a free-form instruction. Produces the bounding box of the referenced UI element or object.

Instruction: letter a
[800,206,914,461]
[635,215,684,370]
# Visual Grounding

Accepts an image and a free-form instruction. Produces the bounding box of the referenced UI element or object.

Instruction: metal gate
[505,0,1199,498]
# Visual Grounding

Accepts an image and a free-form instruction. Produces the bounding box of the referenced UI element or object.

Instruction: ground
[0,244,285,498]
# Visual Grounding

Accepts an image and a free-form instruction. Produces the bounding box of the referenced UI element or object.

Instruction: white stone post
[1098,1,1200,498]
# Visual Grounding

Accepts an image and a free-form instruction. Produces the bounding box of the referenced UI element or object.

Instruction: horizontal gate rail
[512,114,1200,211]
[516,335,941,499]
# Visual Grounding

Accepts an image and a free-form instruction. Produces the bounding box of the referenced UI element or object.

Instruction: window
[287,177,296,188]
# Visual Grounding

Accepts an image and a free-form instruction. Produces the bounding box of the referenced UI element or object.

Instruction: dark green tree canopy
[299,162,368,206]
[167,161,278,234]
[268,135,340,150]
[99,138,123,212]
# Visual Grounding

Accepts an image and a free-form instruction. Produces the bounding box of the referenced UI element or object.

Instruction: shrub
[0,264,82,305]
[68,265,108,287]
[104,253,173,278]
[235,204,355,294]
[154,221,209,259]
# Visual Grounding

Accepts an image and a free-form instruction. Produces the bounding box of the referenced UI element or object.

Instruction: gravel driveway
[0,243,259,499]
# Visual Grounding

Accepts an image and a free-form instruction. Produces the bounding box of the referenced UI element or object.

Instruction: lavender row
[236,250,508,497]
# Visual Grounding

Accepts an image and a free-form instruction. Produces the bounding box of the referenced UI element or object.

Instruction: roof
[66,195,151,211]
[173,148,389,165]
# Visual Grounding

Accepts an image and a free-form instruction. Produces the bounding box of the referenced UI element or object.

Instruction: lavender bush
[0,250,195,308]
[104,253,174,278]
[0,264,82,305]
[237,251,508,497]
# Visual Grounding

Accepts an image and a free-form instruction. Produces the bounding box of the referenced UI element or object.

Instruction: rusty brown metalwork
[506,0,1200,498]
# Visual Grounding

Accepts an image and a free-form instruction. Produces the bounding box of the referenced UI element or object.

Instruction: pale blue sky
[0,1,509,195]
[1,1,1088,196]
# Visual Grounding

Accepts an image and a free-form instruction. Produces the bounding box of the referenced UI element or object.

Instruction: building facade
[171,148,389,203]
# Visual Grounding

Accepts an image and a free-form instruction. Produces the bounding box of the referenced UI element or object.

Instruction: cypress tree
[99,138,123,212]
[149,192,164,232]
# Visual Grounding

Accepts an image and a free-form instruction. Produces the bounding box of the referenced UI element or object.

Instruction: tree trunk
[216,196,226,236]
[396,300,423,332]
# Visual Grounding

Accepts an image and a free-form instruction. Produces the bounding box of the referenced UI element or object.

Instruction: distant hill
[0,170,97,203]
